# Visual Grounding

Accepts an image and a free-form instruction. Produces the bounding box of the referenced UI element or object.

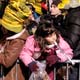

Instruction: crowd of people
[0,0,80,80]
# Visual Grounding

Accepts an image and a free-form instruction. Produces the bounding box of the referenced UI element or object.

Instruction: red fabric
[41,2,48,10]
[46,54,58,67]
[46,47,59,67]
[48,71,54,80]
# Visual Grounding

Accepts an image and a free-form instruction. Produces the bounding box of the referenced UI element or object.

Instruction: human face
[45,32,57,44]
[50,4,61,16]
[28,14,35,21]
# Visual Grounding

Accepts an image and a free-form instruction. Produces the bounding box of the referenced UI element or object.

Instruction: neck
[55,10,61,17]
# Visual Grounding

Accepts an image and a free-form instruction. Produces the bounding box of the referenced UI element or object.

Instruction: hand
[46,55,59,66]
[53,41,59,49]
[28,61,39,72]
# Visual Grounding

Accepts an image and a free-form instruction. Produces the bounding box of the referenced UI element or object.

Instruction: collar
[46,44,55,48]
[46,42,58,48]
[6,28,26,40]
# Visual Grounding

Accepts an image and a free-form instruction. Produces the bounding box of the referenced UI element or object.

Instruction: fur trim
[6,28,26,40]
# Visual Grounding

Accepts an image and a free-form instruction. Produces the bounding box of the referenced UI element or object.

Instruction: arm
[56,36,73,62]
[19,36,35,66]
[64,16,80,58]
[64,16,80,49]
[0,39,25,68]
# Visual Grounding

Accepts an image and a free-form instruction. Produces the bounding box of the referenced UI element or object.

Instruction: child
[19,20,73,80]
[26,4,39,20]
[50,0,68,37]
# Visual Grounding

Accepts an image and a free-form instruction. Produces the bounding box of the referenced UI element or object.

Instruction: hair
[51,0,62,6]
[51,0,67,13]
[34,20,59,51]
[40,14,53,23]
[26,4,35,11]
[26,20,38,35]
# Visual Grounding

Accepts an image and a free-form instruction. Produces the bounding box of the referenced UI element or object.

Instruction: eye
[51,5,56,8]
[53,32,56,35]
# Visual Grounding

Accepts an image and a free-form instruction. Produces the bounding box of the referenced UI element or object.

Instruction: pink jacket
[19,35,73,66]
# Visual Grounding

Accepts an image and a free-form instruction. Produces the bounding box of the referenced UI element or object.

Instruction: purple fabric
[28,61,39,72]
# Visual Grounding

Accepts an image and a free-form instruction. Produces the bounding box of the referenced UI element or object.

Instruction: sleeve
[0,39,25,68]
[64,16,80,49]
[56,36,73,62]
[19,36,35,66]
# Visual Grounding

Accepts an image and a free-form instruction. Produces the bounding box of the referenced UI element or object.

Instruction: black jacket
[63,7,80,59]
[51,15,66,37]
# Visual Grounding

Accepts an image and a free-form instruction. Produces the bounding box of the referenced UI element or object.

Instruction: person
[0,0,33,80]
[61,0,80,80]
[26,0,43,15]
[50,0,80,59]
[49,0,69,37]
[26,3,40,20]
[0,24,30,80]
[49,0,80,80]
[63,0,80,59]
[19,20,73,80]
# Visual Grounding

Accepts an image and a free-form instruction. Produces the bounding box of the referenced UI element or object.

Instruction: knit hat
[0,0,31,33]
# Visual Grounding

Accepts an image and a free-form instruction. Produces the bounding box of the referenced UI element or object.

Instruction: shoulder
[25,35,35,46]
[27,35,35,41]
[59,35,70,47]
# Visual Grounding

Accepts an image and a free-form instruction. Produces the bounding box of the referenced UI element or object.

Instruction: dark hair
[26,4,35,11]
[27,20,38,35]
[51,0,67,13]
[51,0,62,6]
[40,14,53,23]
[34,20,59,51]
